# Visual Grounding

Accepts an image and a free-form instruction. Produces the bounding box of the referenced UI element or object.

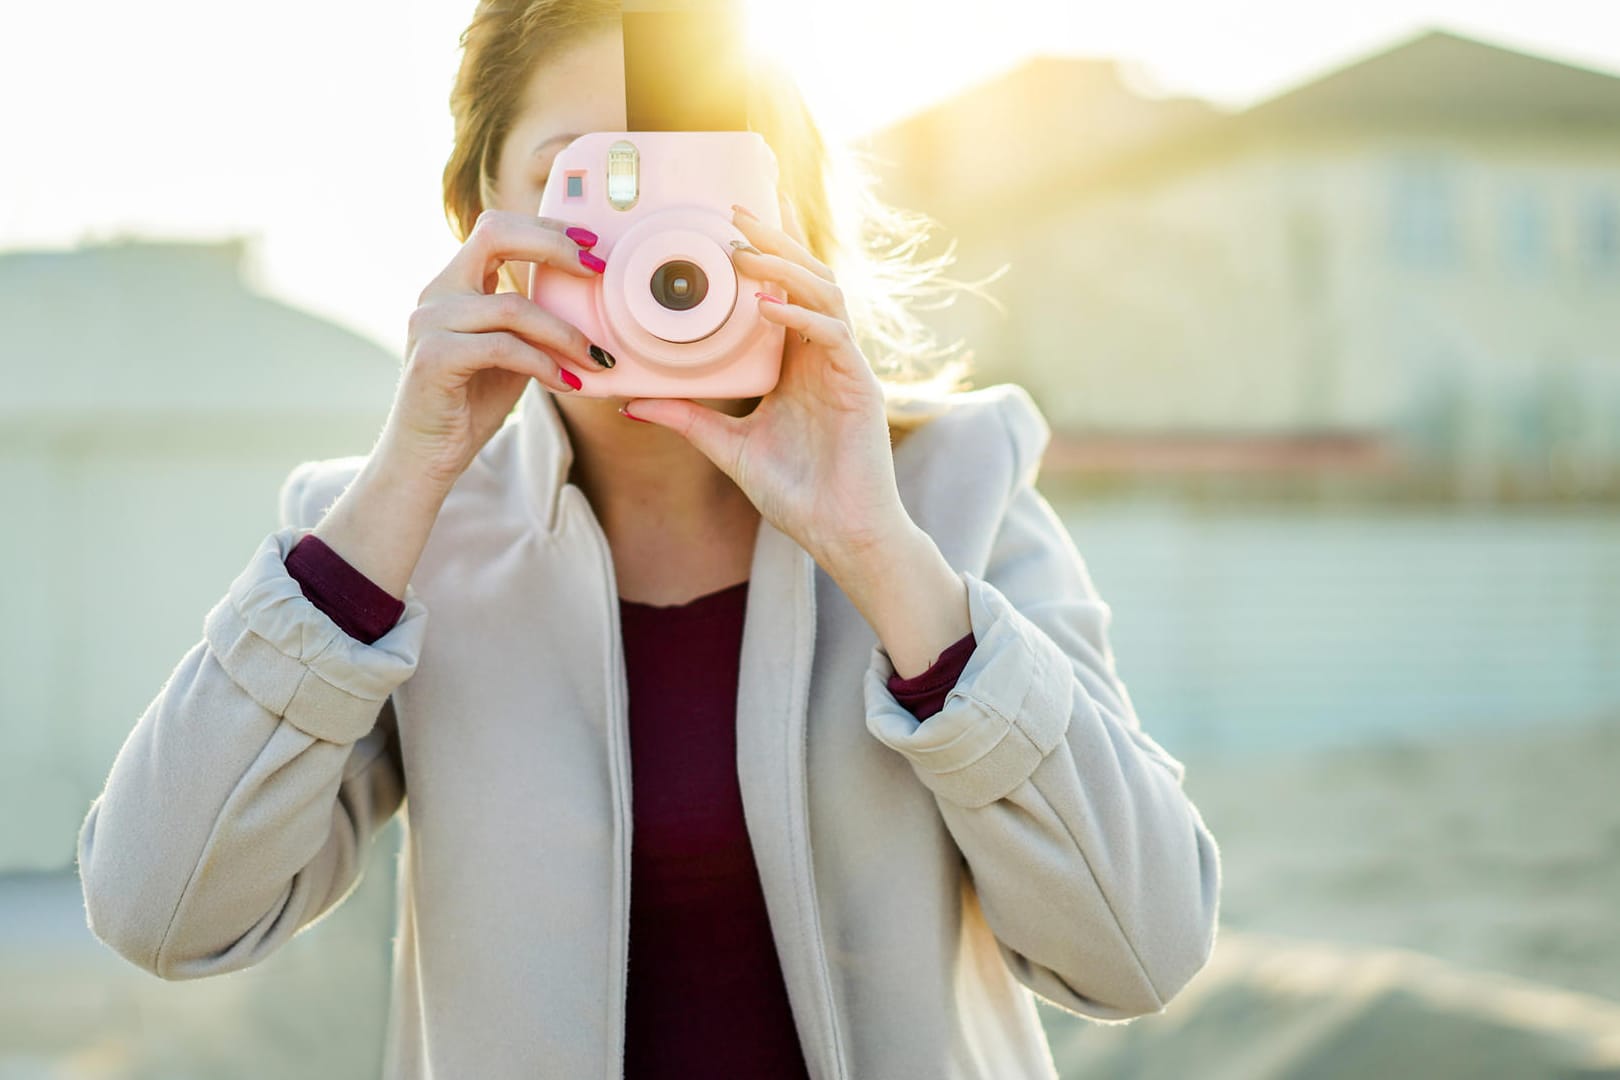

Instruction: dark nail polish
[589,344,616,369]
[579,250,606,273]
[565,226,598,247]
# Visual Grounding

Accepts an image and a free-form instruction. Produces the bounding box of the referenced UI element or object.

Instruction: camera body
[528,130,786,400]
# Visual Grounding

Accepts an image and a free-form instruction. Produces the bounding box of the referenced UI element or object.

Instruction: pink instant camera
[528,130,787,399]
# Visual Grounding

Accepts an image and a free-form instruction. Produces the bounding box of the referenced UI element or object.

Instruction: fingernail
[559,368,582,390]
[731,203,758,221]
[589,344,616,369]
[728,239,762,256]
[579,250,607,273]
[565,226,598,247]
[754,290,785,304]
[619,404,651,423]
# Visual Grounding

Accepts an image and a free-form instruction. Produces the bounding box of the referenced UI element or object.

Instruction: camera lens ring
[649,259,709,311]
[610,218,742,350]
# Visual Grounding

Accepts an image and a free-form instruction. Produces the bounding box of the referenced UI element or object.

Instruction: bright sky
[3,1,1617,353]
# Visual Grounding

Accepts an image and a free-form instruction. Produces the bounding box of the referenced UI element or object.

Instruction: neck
[554,394,760,541]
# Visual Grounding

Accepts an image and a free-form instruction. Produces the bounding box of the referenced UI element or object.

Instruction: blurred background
[3,1,1618,1077]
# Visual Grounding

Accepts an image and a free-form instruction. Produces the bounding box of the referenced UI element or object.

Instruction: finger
[434,329,586,395]
[619,397,747,478]
[732,204,834,282]
[426,291,599,368]
[753,295,855,351]
[421,209,604,303]
[728,243,844,317]
[537,216,598,246]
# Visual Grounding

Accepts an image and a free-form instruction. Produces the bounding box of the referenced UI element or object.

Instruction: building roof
[0,238,400,427]
[858,54,1216,212]
[1244,29,1620,130]
[863,28,1620,223]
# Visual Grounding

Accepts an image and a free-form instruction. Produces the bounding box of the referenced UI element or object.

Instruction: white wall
[1,421,386,872]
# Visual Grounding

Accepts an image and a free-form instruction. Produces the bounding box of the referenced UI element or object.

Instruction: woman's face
[488,27,627,296]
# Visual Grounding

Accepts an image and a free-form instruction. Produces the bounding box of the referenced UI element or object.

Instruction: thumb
[621,398,746,477]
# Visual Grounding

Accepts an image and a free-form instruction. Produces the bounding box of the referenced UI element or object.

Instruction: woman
[76,3,1220,1077]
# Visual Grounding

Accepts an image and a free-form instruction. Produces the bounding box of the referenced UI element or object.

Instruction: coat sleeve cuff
[862,568,1073,808]
[202,525,429,744]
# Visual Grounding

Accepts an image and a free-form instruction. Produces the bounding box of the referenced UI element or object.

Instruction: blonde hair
[443,0,997,433]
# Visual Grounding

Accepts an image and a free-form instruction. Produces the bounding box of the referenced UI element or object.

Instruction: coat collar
[512,379,576,537]
[509,379,849,1079]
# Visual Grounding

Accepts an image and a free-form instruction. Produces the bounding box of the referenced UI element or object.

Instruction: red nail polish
[565,226,598,247]
[579,250,606,273]
[754,290,784,304]
[559,368,582,390]
[620,404,651,423]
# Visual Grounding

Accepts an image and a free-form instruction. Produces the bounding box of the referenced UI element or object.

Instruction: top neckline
[618,578,750,616]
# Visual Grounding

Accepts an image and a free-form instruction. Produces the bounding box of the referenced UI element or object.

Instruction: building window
[1581,191,1620,272]
[1288,210,1327,303]
[1389,159,1463,270]
[1500,187,1548,277]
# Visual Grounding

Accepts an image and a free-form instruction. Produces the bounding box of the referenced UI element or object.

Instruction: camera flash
[607,140,639,210]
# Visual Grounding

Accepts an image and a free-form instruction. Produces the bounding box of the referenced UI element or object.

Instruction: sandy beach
[1037,717,1620,1078]
[1179,718,1620,1003]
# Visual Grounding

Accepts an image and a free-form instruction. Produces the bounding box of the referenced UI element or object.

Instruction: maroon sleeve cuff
[283,533,407,646]
[886,630,977,722]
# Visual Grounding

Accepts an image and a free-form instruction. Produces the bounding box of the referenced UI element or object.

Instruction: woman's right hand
[378,209,607,494]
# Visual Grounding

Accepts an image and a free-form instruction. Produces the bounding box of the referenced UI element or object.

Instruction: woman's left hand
[620,192,912,573]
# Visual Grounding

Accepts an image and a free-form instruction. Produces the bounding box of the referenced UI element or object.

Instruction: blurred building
[0,237,399,873]
[863,29,1620,497]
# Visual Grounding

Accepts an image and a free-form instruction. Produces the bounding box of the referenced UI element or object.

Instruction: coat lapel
[735,514,847,1080]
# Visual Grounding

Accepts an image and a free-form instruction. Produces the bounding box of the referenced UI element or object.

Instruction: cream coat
[78,379,1220,1079]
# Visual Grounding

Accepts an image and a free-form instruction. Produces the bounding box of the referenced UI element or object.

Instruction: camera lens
[650,259,708,311]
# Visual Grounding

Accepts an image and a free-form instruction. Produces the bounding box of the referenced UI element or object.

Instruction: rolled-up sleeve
[862,468,1220,1021]
[77,462,428,980]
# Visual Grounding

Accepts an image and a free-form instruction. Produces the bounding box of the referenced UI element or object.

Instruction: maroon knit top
[283,532,975,1076]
